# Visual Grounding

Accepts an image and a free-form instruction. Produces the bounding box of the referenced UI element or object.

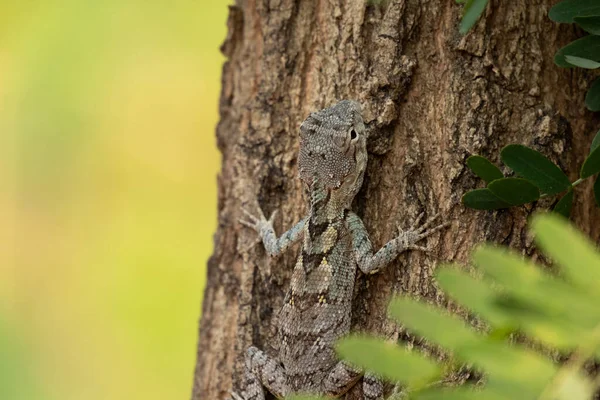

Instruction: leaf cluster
[462,135,600,214]
[290,214,600,400]
[550,0,600,111]
[457,1,600,215]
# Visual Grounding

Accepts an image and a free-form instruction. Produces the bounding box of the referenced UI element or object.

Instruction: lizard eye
[349,128,358,142]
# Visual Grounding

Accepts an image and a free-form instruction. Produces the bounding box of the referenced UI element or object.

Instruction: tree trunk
[192,0,600,398]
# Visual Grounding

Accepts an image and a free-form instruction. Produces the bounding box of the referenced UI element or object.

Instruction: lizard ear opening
[349,128,358,142]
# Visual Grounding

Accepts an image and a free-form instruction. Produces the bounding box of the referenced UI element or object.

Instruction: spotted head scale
[298,100,367,209]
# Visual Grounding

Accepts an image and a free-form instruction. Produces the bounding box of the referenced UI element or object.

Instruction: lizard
[234,100,447,400]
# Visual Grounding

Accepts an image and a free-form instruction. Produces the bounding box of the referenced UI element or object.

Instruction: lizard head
[298,100,367,207]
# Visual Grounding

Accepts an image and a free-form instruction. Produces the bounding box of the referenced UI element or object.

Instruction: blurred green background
[0,1,227,399]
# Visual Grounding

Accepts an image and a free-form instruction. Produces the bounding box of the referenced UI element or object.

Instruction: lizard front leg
[234,206,302,400]
[346,211,447,275]
[341,211,445,399]
[240,206,306,257]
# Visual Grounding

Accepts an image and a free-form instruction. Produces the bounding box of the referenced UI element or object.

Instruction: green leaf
[564,55,600,69]
[472,246,548,294]
[336,335,440,386]
[435,268,511,327]
[494,304,585,351]
[472,246,600,348]
[459,0,489,34]
[554,35,600,68]
[552,369,595,400]
[494,290,600,355]
[466,155,503,183]
[592,129,600,153]
[500,144,571,195]
[461,188,510,210]
[488,370,593,400]
[581,145,600,178]
[553,189,574,218]
[457,341,557,397]
[575,15,600,35]
[473,246,599,315]
[489,373,592,400]
[595,175,600,207]
[487,325,517,341]
[487,178,540,205]
[484,378,545,400]
[549,0,600,23]
[531,213,600,292]
[414,387,505,400]
[585,77,600,112]
[388,297,479,351]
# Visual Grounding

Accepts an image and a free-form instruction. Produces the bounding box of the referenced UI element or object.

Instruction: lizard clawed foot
[397,212,449,252]
[228,391,245,400]
[239,206,277,233]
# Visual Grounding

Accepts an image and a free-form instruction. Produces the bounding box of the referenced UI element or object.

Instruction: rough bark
[192,1,600,399]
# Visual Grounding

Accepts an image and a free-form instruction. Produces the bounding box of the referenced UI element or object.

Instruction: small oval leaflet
[459,0,489,34]
[592,129,600,153]
[581,145,600,179]
[389,298,478,352]
[436,268,510,327]
[336,335,440,386]
[549,0,600,23]
[532,213,600,291]
[500,145,571,196]
[574,16,600,35]
[553,190,574,219]
[466,155,503,183]
[554,35,600,69]
[488,178,540,205]
[462,188,510,210]
[413,387,506,400]
[564,55,600,69]
[585,77,600,112]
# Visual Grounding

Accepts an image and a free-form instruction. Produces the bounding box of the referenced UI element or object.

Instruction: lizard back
[278,186,357,392]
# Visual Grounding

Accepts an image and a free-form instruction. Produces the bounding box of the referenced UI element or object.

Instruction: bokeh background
[1,1,227,399]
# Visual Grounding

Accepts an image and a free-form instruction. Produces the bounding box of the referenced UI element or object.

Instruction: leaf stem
[572,178,585,187]
[540,177,587,199]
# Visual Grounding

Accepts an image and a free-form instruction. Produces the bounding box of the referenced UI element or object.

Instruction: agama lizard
[234,100,446,399]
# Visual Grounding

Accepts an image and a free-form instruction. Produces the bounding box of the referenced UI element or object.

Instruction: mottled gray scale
[307,220,329,238]
[298,100,361,189]
[326,230,356,303]
[300,250,324,275]
[362,374,384,400]
[235,100,447,400]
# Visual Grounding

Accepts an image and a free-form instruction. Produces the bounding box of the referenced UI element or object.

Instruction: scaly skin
[236,100,447,399]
